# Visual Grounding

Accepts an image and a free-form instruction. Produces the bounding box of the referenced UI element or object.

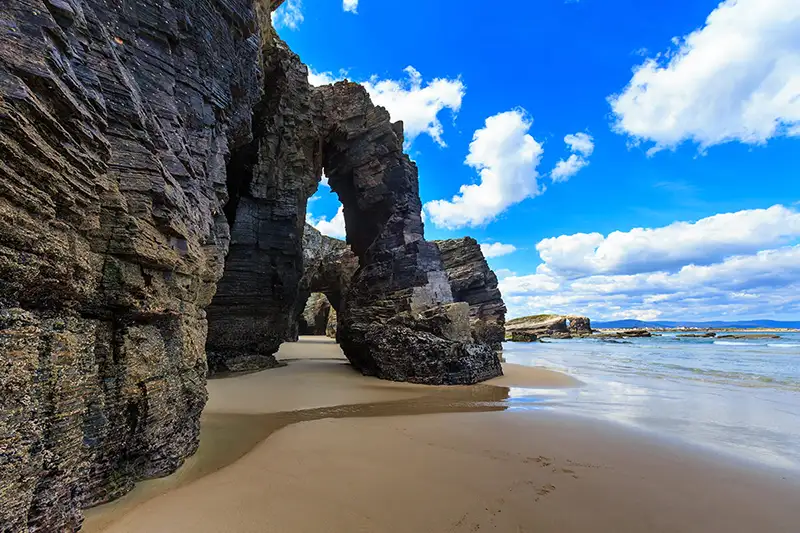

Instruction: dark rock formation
[434,238,507,351]
[0,0,504,527]
[567,315,593,336]
[205,35,324,373]
[0,0,278,528]
[298,293,332,335]
[506,314,592,340]
[299,224,358,313]
[326,307,338,338]
[677,332,717,338]
[317,83,502,384]
[285,224,357,342]
[717,334,781,340]
[510,331,539,343]
[595,329,652,339]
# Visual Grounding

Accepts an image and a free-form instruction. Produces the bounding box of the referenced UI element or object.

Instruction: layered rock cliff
[506,314,593,340]
[205,36,322,373]
[0,0,505,529]
[0,0,275,529]
[434,238,507,351]
[298,293,333,336]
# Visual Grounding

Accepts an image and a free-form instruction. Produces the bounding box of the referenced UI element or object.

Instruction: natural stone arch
[316,82,502,384]
[206,61,503,384]
[296,293,333,336]
[286,224,358,340]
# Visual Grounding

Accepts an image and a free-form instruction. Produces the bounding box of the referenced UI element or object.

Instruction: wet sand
[84,337,800,533]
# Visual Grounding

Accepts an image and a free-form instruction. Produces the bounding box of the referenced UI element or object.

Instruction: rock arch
[0,0,504,528]
[207,75,503,383]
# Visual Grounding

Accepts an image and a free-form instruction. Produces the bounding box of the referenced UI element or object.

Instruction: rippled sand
[83,337,800,533]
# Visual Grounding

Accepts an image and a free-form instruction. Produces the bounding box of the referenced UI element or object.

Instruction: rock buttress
[287,223,359,339]
[434,238,508,351]
[317,82,503,385]
[205,38,324,373]
[298,293,332,335]
[0,0,271,529]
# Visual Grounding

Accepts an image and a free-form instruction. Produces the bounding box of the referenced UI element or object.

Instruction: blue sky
[275,0,800,321]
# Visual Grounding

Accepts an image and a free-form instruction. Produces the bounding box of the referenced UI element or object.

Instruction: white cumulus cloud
[343,0,358,13]
[610,0,800,152]
[480,242,517,258]
[309,206,346,239]
[551,132,594,183]
[272,0,304,31]
[499,205,800,321]
[424,109,544,229]
[362,67,465,147]
[536,205,800,277]
[564,132,595,156]
[307,66,464,147]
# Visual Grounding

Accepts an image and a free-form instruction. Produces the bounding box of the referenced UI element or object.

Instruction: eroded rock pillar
[317,83,503,385]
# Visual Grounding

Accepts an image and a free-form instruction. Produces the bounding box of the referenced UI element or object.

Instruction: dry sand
[85,337,800,533]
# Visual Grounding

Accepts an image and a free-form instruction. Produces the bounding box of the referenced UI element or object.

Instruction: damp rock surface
[0,0,273,529]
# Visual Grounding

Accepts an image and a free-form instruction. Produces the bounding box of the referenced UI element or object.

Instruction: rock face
[434,238,507,351]
[326,307,338,338]
[0,0,504,527]
[298,293,332,336]
[205,35,323,373]
[510,331,539,343]
[297,224,358,315]
[567,316,592,336]
[0,0,276,529]
[317,83,502,385]
[506,314,592,340]
[595,329,652,339]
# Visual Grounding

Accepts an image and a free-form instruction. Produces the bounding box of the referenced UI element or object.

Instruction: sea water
[504,333,800,472]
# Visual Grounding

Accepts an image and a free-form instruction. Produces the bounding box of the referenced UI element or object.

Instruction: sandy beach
[83,337,800,533]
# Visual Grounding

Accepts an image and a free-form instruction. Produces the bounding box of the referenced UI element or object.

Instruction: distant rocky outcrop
[717,334,781,340]
[678,332,717,338]
[595,329,652,339]
[434,238,507,351]
[292,224,358,334]
[506,314,593,340]
[298,293,333,336]
[326,307,338,338]
[509,331,539,343]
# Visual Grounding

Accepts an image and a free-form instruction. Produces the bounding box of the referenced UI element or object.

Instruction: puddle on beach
[82,382,524,532]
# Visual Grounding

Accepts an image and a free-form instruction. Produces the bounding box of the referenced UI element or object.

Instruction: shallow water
[503,332,800,472]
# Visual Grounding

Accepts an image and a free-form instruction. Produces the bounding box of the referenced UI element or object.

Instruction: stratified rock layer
[300,224,358,312]
[318,83,502,385]
[298,293,332,335]
[326,307,338,338]
[434,238,507,351]
[1,0,504,528]
[0,0,272,529]
[205,37,322,373]
[505,314,593,340]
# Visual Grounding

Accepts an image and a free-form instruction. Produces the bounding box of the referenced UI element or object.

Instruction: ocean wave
[713,341,756,346]
[767,343,800,348]
[649,362,799,389]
